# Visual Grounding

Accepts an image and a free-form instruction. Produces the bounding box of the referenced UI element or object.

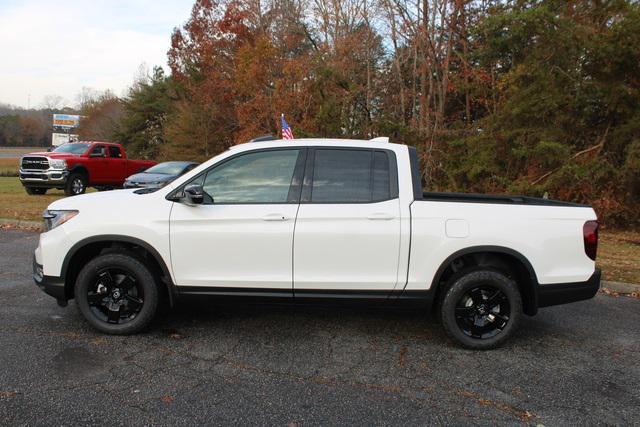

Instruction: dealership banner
[52,114,80,128]
[52,133,79,146]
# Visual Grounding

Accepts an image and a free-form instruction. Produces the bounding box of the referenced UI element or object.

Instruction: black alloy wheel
[75,253,159,334]
[440,269,522,350]
[87,267,145,325]
[454,286,510,339]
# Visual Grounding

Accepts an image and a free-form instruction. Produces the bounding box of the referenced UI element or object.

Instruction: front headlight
[43,210,78,231]
[49,159,67,169]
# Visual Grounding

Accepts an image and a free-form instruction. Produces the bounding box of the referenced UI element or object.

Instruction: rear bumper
[538,269,601,308]
[33,256,66,302]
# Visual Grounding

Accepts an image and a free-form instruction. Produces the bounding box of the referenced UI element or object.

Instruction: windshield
[53,143,89,154]
[143,162,191,175]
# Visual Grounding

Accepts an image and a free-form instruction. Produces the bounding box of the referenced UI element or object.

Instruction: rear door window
[309,149,394,203]
[311,149,371,203]
[108,146,122,158]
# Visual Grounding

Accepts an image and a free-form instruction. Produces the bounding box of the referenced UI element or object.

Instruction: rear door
[293,148,401,292]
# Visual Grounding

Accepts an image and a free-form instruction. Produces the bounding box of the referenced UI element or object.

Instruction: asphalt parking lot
[1,229,639,425]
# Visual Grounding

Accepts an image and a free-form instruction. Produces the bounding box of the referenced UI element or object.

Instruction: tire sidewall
[440,269,523,350]
[65,173,87,196]
[75,254,159,334]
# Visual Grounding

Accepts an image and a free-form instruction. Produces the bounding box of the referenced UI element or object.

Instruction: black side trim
[34,256,66,301]
[538,269,601,308]
[177,287,432,308]
[36,275,66,301]
[426,245,540,315]
[429,246,539,290]
[286,149,308,203]
[294,289,391,300]
[386,150,399,199]
[61,235,176,306]
[178,286,292,299]
[407,146,422,201]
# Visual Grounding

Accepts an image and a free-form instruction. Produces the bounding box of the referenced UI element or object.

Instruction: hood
[48,188,140,211]
[126,172,176,183]
[45,187,172,232]
[23,151,81,159]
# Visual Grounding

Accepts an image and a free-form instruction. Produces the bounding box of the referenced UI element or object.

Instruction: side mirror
[184,184,205,205]
[89,152,104,158]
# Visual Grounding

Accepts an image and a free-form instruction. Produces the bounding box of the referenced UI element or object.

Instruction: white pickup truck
[33,138,601,349]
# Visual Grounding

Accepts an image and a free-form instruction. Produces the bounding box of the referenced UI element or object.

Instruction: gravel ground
[1,229,639,425]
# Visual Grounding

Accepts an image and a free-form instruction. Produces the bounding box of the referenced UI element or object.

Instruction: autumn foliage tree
[61,0,640,226]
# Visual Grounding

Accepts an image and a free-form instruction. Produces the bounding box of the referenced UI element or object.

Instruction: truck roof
[230,137,398,152]
[73,141,122,146]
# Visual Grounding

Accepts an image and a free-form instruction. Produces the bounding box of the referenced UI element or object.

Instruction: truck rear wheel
[65,173,87,196]
[439,269,522,350]
[74,253,159,335]
[25,187,47,195]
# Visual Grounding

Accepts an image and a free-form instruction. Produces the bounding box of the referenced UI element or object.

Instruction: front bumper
[538,269,601,308]
[20,168,68,187]
[33,256,67,302]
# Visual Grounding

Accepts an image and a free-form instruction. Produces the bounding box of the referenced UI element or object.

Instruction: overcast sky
[0,0,194,109]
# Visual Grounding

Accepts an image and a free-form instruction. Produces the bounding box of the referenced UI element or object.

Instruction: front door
[107,145,126,183]
[88,144,109,182]
[169,148,305,290]
[293,148,402,292]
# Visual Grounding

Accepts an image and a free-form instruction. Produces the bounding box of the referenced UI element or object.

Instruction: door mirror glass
[184,184,205,205]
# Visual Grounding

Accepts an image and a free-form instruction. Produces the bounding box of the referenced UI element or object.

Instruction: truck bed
[406,146,587,208]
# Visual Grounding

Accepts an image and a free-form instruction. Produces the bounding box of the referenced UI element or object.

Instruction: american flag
[281,114,294,139]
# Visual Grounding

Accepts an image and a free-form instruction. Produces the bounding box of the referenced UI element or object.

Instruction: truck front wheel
[74,253,159,335]
[440,269,523,350]
[65,173,87,196]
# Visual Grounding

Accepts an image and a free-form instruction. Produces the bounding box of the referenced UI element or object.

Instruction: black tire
[64,173,87,196]
[75,253,159,335]
[440,269,522,350]
[25,187,47,195]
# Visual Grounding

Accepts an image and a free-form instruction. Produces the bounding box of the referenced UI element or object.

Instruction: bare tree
[40,94,65,110]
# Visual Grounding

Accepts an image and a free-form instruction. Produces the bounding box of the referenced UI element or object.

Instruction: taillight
[583,220,599,261]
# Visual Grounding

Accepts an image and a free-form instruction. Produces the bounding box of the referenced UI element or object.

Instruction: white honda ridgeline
[33,137,600,349]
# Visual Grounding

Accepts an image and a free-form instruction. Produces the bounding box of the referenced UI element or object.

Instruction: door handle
[367,212,395,220]
[261,213,290,221]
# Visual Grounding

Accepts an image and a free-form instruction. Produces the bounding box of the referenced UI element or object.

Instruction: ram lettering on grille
[21,157,49,170]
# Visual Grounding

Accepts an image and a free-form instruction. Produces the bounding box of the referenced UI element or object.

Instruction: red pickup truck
[19,141,156,196]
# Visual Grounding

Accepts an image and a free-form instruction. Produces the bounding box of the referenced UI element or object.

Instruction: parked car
[19,141,156,196]
[123,161,199,189]
[32,138,600,349]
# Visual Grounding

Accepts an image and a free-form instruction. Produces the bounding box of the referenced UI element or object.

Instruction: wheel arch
[69,165,90,181]
[61,235,176,307]
[429,246,540,315]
